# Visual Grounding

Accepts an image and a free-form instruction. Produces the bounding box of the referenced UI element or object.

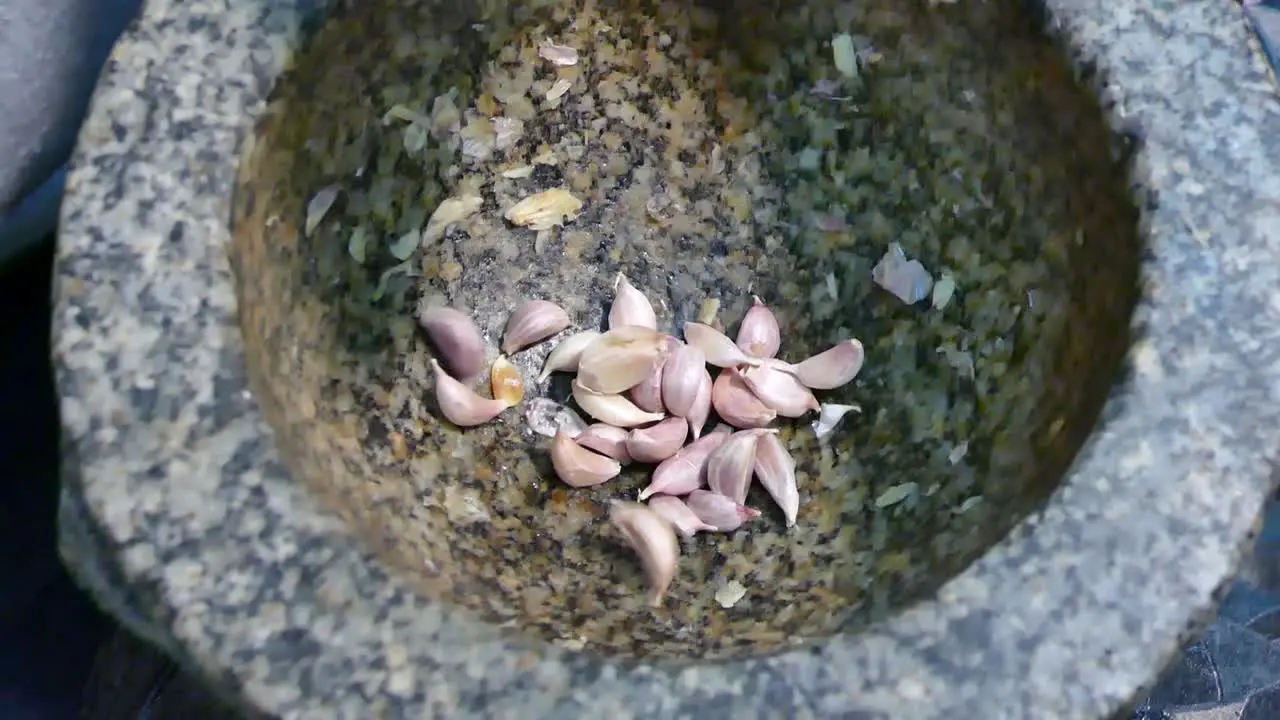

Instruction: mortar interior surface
[230,0,1141,661]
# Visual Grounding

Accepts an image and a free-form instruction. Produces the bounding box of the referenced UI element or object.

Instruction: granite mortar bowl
[51,0,1280,716]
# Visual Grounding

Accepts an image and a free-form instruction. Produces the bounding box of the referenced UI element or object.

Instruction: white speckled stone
[49,0,1280,717]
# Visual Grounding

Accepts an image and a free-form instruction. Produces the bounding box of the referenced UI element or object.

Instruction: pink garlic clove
[430,358,511,427]
[576,423,632,464]
[682,322,762,368]
[684,490,762,532]
[735,296,781,359]
[609,501,680,608]
[754,431,799,527]
[626,416,689,464]
[609,273,658,330]
[418,306,488,382]
[503,300,572,354]
[647,495,715,538]
[550,431,623,488]
[711,368,777,429]
[705,429,770,505]
[686,369,713,440]
[787,339,865,390]
[740,363,820,418]
[638,428,732,500]
[661,342,708,419]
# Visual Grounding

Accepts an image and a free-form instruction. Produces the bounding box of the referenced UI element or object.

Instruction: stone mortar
[51,0,1280,717]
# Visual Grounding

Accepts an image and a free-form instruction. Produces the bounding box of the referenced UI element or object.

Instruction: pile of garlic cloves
[417,274,865,608]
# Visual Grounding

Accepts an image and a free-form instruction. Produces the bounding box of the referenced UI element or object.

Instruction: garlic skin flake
[538,39,580,67]
[706,429,770,505]
[551,431,622,488]
[683,322,762,368]
[609,273,658,331]
[417,306,487,382]
[626,416,688,464]
[640,428,731,500]
[811,403,861,441]
[609,501,679,608]
[430,358,511,427]
[422,194,483,244]
[538,330,601,381]
[788,339,865,390]
[685,490,761,533]
[711,369,777,429]
[504,188,583,231]
[577,326,668,394]
[576,423,632,464]
[754,432,799,527]
[735,296,781,359]
[571,379,665,428]
[503,300,572,354]
[490,356,525,406]
[647,495,714,538]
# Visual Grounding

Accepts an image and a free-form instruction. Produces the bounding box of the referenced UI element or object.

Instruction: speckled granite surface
[50,1,1280,719]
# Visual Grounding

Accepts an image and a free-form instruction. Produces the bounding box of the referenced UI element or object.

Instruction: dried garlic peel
[504,189,584,231]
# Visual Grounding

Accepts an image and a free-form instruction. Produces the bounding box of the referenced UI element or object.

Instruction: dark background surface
[0,243,109,719]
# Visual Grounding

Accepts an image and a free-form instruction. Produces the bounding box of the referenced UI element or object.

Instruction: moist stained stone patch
[230,0,1140,660]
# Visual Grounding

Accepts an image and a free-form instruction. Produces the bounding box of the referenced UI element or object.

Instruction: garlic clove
[683,322,762,368]
[739,364,819,418]
[418,306,487,382]
[706,429,769,505]
[576,423,632,464]
[686,369,712,440]
[647,495,715,538]
[684,490,762,533]
[538,330,602,381]
[609,501,680,608]
[430,358,511,427]
[577,326,669,394]
[628,357,667,414]
[503,300,572,354]
[661,342,708,419]
[571,378,666,428]
[609,273,658,330]
[626,416,688,463]
[490,356,525,406]
[735,296,781,359]
[551,431,623,488]
[711,369,777,429]
[639,428,731,500]
[754,432,799,527]
[787,339,865,390]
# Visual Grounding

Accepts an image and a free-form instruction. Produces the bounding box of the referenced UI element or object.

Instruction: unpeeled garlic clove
[711,369,777,429]
[787,339,865,390]
[661,342,707,419]
[503,300,571,354]
[572,378,666,428]
[626,416,688,464]
[684,490,762,532]
[639,428,731,500]
[754,432,799,527]
[683,322,762,368]
[647,495,715,538]
[609,273,658,330]
[740,363,819,418]
[418,306,487,382]
[538,330,601,381]
[576,423,632,464]
[735,296,781,359]
[609,501,680,608]
[577,326,669,394]
[551,431,622,487]
[628,345,669,414]
[686,369,712,440]
[430,358,511,427]
[706,429,770,505]
[490,356,525,406]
